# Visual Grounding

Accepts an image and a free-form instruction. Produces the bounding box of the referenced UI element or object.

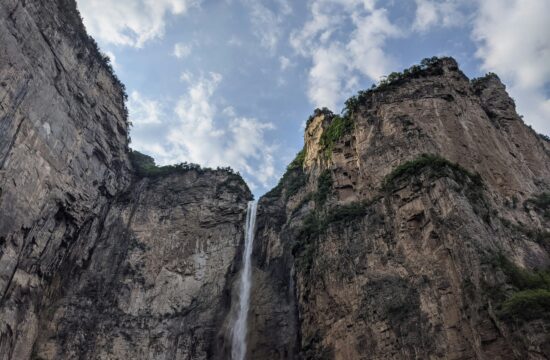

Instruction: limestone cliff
[250,58,550,359]
[0,1,251,359]
[1,1,550,359]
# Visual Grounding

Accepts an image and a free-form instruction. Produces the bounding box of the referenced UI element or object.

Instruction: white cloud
[173,43,192,58]
[76,0,200,47]
[227,35,244,47]
[413,0,465,32]
[279,56,291,70]
[128,91,164,125]
[241,0,292,52]
[103,51,119,70]
[290,0,401,109]
[132,72,278,188]
[472,0,550,134]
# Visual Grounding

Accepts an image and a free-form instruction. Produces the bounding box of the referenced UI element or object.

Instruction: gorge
[1,1,550,359]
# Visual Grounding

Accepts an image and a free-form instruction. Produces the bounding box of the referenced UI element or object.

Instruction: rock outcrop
[0,1,251,359]
[250,58,550,359]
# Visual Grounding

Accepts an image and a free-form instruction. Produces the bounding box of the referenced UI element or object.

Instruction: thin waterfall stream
[231,200,258,360]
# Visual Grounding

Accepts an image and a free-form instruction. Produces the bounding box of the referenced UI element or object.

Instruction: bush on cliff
[494,255,550,321]
[382,154,482,191]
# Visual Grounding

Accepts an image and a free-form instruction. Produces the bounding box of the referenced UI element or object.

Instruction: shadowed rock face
[250,58,550,359]
[1,1,550,360]
[0,1,251,359]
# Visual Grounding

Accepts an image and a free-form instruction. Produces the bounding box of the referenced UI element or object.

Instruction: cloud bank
[77,0,200,47]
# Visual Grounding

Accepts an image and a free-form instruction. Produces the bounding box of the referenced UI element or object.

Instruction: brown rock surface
[250,58,550,359]
[1,1,550,359]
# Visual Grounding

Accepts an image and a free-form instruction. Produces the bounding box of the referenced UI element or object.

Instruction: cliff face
[32,170,250,359]
[0,1,251,359]
[2,1,550,359]
[250,58,550,359]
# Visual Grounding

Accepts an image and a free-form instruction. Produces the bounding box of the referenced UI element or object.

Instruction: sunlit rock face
[250,58,550,359]
[2,1,550,359]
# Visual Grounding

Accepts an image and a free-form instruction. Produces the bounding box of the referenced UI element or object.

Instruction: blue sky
[77,0,550,196]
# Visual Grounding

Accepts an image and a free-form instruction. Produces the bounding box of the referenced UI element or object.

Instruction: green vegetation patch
[382,154,482,191]
[497,255,550,290]
[287,148,306,171]
[264,149,309,200]
[129,150,242,182]
[314,170,333,207]
[292,200,374,273]
[491,255,550,321]
[130,150,202,177]
[306,57,450,160]
[501,289,550,320]
[525,192,550,219]
[318,115,354,159]
[306,107,335,128]
[263,168,308,200]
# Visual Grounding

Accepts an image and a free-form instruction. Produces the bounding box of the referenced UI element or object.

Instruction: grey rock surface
[0,1,251,359]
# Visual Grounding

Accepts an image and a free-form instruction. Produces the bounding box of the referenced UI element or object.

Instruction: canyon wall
[1,1,549,359]
[250,58,550,359]
[0,1,250,359]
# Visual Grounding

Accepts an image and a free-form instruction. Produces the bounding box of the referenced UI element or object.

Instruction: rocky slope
[0,1,251,359]
[250,58,550,359]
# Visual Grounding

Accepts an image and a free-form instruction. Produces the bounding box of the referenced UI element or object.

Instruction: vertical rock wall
[250,58,550,359]
[0,2,252,359]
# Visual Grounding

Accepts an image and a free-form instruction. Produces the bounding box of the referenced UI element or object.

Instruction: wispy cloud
[241,0,292,53]
[290,0,401,110]
[77,0,201,47]
[412,0,466,32]
[128,91,164,125]
[279,56,291,70]
[173,42,192,58]
[130,72,277,189]
[472,0,550,134]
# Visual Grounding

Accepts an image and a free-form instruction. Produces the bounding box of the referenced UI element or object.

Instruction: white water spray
[231,200,258,360]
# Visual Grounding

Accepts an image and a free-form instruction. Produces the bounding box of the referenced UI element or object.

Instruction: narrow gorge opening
[231,200,258,360]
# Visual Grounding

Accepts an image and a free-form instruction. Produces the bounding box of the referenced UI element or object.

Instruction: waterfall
[231,200,258,360]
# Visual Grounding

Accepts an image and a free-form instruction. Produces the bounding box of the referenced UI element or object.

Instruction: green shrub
[492,255,550,321]
[287,148,306,171]
[318,115,354,158]
[293,200,373,273]
[263,167,307,200]
[471,73,500,90]
[496,255,550,291]
[525,192,550,212]
[129,149,242,180]
[306,107,334,128]
[501,289,550,320]
[382,154,482,191]
[314,170,332,207]
[325,201,370,223]
[292,212,323,272]
[130,150,203,177]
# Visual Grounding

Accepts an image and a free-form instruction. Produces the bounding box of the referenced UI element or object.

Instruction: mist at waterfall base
[231,201,258,360]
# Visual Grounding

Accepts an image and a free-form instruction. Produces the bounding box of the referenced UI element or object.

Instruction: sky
[76,0,550,196]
